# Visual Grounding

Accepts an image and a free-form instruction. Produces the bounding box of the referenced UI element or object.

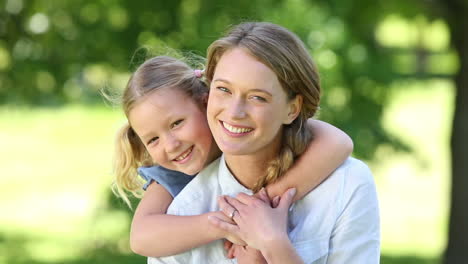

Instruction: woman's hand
[208,187,296,252]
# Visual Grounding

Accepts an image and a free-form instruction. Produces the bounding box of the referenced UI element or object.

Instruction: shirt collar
[218,155,253,196]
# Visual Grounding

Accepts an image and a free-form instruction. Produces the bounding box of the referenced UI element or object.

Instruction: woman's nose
[226,98,247,119]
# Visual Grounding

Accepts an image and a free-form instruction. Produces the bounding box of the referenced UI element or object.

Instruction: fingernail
[273,196,280,205]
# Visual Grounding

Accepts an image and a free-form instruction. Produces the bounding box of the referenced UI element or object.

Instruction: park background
[1,0,467,263]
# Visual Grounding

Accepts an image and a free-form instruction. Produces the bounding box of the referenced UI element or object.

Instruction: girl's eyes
[170,119,184,129]
[147,137,159,146]
[146,119,183,146]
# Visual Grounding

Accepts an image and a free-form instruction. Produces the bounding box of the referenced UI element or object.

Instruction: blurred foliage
[0,0,455,160]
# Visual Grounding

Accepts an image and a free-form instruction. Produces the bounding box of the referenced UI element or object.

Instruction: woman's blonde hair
[112,56,208,207]
[205,22,321,192]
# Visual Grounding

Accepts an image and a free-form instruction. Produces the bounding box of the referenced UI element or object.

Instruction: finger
[227,244,237,259]
[278,188,296,210]
[257,187,271,204]
[235,192,268,209]
[208,215,240,234]
[224,196,247,211]
[272,196,280,208]
[234,192,257,205]
[224,239,233,251]
[218,196,238,218]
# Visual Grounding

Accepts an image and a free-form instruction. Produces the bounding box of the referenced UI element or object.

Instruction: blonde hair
[112,56,208,207]
[205,22,321,192]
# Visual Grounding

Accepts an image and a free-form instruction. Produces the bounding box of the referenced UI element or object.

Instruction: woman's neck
[224,154,270,189]
[223,133,282,190]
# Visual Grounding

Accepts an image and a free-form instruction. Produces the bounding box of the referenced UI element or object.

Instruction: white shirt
[148,156,380,264]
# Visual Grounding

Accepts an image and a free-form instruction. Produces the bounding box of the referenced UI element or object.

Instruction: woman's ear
[283,95,302,125]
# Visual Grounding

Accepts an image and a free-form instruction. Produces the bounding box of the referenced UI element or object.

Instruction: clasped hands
[208,187,297,263]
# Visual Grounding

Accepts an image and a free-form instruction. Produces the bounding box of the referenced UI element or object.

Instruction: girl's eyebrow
[140,132,155,142]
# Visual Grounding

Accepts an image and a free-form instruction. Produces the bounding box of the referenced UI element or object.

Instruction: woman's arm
[266,119,353,202]
[130,182,242,257]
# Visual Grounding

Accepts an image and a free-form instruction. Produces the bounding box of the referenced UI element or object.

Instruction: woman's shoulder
[335,157,374,186]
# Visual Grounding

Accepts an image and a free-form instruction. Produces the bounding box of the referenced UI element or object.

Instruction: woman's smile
[220,121,254,136]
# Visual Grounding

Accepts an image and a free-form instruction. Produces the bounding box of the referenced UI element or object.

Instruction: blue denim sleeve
[137,166,196,197]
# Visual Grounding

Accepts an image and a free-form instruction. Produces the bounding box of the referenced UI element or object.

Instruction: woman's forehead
[213,48,280,91]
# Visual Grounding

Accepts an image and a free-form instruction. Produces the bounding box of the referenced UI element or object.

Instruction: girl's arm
[265,119,353,202]
[130,182,242,257]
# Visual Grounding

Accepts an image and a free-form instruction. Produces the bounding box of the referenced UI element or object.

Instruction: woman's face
[207,48,299,157]
[129,88,220,175]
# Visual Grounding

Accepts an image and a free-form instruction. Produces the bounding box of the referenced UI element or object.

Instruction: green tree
[437,0,468,262]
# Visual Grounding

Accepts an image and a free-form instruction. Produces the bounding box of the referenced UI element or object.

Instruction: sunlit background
[1,0,464,263]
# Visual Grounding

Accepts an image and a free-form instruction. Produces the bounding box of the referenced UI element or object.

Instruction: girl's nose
[164,133,181,153]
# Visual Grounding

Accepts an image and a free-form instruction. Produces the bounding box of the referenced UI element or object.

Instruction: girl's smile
[129,88,220,175]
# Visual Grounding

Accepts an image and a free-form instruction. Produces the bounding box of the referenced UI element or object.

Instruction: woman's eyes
[216,86,267,102]
[217,87,231,93]
[251,95,267,102]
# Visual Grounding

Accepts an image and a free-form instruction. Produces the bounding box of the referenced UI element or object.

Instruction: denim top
[138,166,195,197]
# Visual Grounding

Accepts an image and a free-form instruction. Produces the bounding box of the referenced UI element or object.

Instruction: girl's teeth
[223,122,253,134]
[175,147,192,161]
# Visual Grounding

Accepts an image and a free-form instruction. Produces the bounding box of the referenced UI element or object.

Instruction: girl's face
[129,88,220,175]
[207,48,300,157]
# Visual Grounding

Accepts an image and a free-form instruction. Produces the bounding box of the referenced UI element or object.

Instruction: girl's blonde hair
[113,56,208,207]
[205,22,321,192]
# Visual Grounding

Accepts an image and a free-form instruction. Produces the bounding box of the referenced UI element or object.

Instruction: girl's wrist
[205,211,228,240]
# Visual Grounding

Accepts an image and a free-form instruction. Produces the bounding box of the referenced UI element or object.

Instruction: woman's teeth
[223,122,253,134]
[175,147,193,161]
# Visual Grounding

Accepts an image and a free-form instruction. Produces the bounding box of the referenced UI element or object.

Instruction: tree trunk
[444,1,468,263]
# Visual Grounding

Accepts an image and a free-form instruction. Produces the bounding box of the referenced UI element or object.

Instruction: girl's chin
[180,164,202,175]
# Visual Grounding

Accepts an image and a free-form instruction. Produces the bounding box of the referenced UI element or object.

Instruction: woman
[149,22,380,264]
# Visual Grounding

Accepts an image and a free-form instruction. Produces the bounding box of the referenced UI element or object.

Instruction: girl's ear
[283,94,302,125]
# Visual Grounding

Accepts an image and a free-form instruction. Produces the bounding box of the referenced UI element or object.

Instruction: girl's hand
[209,211,246,246]
[224,238,267,263]
[208,187,296,252]
[232,245,268,264]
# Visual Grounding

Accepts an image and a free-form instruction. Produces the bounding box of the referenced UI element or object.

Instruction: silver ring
[229,209,238,220]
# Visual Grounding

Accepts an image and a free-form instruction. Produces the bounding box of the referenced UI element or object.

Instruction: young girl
[112,55,354,258]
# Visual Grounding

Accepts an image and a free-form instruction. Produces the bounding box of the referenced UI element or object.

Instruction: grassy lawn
[0,79,451,263]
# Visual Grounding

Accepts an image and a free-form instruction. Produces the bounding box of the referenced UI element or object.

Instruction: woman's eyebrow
[249,89,272,96]
[214,78,272,95]
[213,78,230,84]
